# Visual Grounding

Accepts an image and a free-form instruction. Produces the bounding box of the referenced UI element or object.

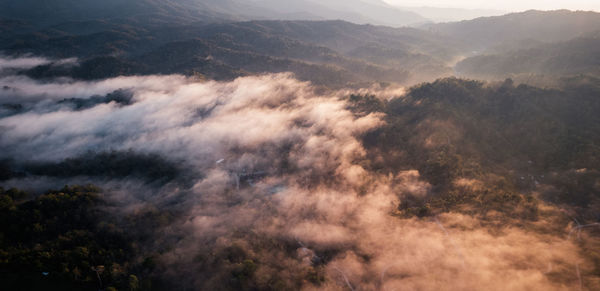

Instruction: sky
[383,0,600,12]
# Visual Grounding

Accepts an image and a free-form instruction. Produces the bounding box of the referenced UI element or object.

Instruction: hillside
[1,20,457,86]
[0,0,234,26]
[0,0,427,28]
[424,10,600,50]
[248,0,427,27]
[358,76,600,221]
[455,36,600,79]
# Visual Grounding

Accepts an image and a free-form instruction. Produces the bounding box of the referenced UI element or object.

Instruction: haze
[385,0,600,12]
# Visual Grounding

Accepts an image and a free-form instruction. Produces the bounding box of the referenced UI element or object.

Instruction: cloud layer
[0,57,592,290]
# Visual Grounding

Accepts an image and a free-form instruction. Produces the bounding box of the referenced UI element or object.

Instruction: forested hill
[0,0,234,26]
[0,0,426,28]
[423,10,600,50]
[455,35,600,79]
[357,76,600,220]
[0,19,458,86]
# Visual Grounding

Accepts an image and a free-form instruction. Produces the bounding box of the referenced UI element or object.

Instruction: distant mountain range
[0,0,427,27]
[396,6,507,22]
[456,35,600,79]
[1,19,457,86]
[246,0,426,26]
[1,3,600,85]
[423,10,600,50]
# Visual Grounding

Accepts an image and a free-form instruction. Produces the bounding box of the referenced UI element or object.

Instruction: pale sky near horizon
[383,0,600,12]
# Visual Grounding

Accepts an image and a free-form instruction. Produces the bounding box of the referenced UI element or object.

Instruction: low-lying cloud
[0,55,77,75]
[0,57,592,290]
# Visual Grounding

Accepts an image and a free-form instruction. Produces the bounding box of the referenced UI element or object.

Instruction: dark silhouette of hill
[0,0,235,26]
[0,0,426,28]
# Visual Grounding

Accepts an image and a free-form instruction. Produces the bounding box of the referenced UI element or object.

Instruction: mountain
[248,0,427,27]
[0,0,427,28]
[455,35,600,79]
[4,6,600,86]
[0,0,235,26]
[395,6,506,22]
[1,19,458,86]
[424,10,600,50]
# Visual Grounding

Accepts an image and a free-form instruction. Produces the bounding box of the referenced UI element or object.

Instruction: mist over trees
[455,35,600,79]
[2,2,600,291]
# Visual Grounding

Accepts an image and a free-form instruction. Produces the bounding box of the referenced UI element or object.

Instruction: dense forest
[0,186,148,290]
[359,76,600,220]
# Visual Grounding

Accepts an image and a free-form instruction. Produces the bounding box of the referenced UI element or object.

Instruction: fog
[384,0,600,12]
[0,57,591,290]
